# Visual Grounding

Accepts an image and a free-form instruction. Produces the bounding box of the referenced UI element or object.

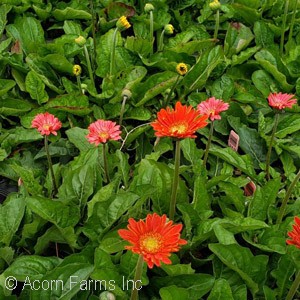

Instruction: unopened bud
[122,88,132,99]
[116,16,131,31]
[209,0,221,11]
[164,24,174,35]
[176,63,188,76]
[75,36,86,46]
[144,3,154,13]
[99,291,116,300]
[73,65,82,76]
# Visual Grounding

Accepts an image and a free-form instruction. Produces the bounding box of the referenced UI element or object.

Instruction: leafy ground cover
[0,0,300,299]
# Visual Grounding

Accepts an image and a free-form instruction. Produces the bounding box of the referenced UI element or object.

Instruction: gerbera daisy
[86,120,121,146]
[287,216,300,249]
[118,213,187,268]
[197,97,229,121]
[267,92,297,110]
[151,101,208,139]
[31,112,62,136]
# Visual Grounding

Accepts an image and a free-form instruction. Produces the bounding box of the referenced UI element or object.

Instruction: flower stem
[276,169,300,224]
[110,28,118,76]
[163,75,180,108]
[158,29,165,51]
[76,75,82,94]
[287,0,298,45]
[89,0,97,70]
[213,9,220,40]
[83,44,95,89]
[286,270,300,300]
[130,255,144,300]
[102,143,110,184]
[266,112,279,181]
[44,135,58,196]
[203,121,214,168]
[119,95,128,126]
[169,140,181,220]
[149,11,154,55]
[280,0,290,55]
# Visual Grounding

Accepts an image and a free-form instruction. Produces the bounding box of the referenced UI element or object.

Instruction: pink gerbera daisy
[197,97,229,121]
[267,92,297,110]
[31,112,62,136]
[86,120,121,145]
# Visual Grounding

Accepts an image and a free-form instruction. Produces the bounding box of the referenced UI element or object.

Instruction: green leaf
[26,196,80,228]
[0,4,11,37]
[207,278,234,300]
[65,127,93,152]
[25,70,48,104]
[42,54,73,75]
[271,254,296,299]
[160,285,189,300]
[6,16,45,55]
[0,194,25,246]
[115,150,130,189]
[0,98,32,116]
[209,243,268,296]
[152,274,214,299]
[252,70,279,97]
[0,79,16,96]
[4,255,60,281]
[276,114,300,138]
[209,147,256,179]
[181,46,223,92]
[248,178,281,221]
[211,75,235,101]
[255,50,293,92]
[160,264,195,276]
[52,7,91,21]
[253,21,274,48]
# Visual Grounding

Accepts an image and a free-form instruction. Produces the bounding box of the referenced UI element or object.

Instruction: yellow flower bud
[164,24,174,35]
[116,16,131,31]
[73,65,82,76]
[209,0,221,11]
[74,36,86,46]
[144,3,154,13]
[176,63,188,76]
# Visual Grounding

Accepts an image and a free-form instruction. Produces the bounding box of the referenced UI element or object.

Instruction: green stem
[203,121,214,167]
[149,11,154,55]
[163,75,180,107]
[266,112,279,181]
[130,255,144,300]
[287,0,298,45]
[276,169,300,224]
[102,143,110,184]
[44,135,58,196]
[158,29,165,51]
[83,44,95,88]
[110,28,118,76]
[213,9,220,40]
[169,140,181,220]
[280,0,290,55]
[76,75,82,94]
[286,270,300,300]
[89,0,97,71]
[119,95,128,126]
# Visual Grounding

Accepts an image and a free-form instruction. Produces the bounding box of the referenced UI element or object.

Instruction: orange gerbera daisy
[31,112,62,136]
[151,101,208,139]
[267,92,297,110]
[287,216,300,249]
[118,213,187,268]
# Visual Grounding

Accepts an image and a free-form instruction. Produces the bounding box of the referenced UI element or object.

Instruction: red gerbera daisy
[86,120,121,146]
[118,213,187,269]
[267,92,297,110]
[197,97,229,121]
[287,216,300,249]
[31,112,62,136]
[151,101,208,139]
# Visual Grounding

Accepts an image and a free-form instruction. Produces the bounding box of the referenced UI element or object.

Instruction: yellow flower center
[99,132,109,140]
[170,123,188,134]
[140,233,163,253]
[43,124,50,130]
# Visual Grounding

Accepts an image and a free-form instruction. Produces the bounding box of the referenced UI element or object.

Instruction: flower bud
[116,16,131,31]
[99,291,116,300]
[73,65,82,76]
[176,63,188,76]
[164,24,174,35]
[74,36,86,46]
[122,88,132,99]
[144,3,154,13]
[209,0,221,11]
